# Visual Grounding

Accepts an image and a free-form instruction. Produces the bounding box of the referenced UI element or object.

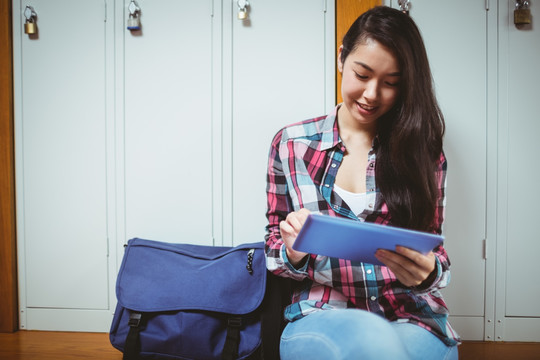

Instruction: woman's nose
[363,81,378,101]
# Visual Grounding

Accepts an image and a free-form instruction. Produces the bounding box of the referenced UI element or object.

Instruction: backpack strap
[222,316,242,360]
[123,312,143,360]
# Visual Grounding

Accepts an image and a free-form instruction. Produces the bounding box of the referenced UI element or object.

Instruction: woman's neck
[337,106,377,149]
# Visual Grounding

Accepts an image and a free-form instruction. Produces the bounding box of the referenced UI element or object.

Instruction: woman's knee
[280,309,408,360]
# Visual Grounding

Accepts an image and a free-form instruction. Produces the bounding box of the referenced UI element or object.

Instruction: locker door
[14,0,112,330]
[122,0,215,245]
[496,0,540,342]
[226,0,335,245]
[390,0,489,340]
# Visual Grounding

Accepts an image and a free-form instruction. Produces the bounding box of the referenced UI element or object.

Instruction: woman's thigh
[390,322,458,360]
[279,309,407,360]
[279,309,458,360]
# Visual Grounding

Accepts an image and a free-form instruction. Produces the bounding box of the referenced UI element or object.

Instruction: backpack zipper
[246,249,255,275]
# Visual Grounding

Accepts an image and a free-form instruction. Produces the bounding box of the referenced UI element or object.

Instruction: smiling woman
[265,6,457,360]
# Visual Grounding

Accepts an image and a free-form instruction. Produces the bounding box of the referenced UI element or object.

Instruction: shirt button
[331,163,337,168]
[366,269,372,275]
[325,184,330,187]
[368,203,374,209]
[333,205,339,210]
[370,296,376,301]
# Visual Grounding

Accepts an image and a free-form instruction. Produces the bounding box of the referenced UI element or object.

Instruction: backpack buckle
[128,312,142,327]
[227,317,242,328]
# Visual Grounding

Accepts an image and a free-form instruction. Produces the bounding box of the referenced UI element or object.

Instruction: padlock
[237,9,247,20]
[237,0,249,20]
[24,20,36,35]
[127,14,141,30]
[23,6,37,35]
[514,8,531,25]
[398,0,410,16]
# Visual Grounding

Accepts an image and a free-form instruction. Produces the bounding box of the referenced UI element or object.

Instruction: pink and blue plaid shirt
[265,105,460,346]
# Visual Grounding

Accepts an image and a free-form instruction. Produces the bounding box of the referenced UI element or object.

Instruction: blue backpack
[110,238,290,360]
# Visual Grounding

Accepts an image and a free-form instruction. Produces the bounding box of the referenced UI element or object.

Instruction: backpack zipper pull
[246,249,255,275]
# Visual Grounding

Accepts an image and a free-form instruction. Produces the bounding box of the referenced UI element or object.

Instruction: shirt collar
[318,105,343,151]
[320,104,381,152]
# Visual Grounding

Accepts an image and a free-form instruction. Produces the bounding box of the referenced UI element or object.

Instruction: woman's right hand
[279,208,311,267]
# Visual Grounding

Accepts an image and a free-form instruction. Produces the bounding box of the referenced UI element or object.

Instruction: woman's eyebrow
[354,61,401,76]
[354,61,374,72]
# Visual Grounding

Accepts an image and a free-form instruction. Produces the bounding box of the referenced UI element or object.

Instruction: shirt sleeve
[264,129,310,281]
[415,152,451,292]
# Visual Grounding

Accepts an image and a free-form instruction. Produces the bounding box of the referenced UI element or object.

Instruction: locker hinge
[323,0,327,12]
[482,239,487,259]
[104,1,107,22]
[485,0,489,11]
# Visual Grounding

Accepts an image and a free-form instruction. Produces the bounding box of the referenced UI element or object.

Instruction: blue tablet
[292,214,444,266]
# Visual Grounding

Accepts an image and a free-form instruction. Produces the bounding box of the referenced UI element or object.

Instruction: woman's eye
[385,81,399,87]
[354,72,368,80]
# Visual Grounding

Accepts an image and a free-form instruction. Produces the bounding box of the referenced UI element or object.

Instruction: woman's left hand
[374,246,436,287]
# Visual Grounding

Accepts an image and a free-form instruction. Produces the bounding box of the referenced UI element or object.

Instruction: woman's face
[338,39,401,128]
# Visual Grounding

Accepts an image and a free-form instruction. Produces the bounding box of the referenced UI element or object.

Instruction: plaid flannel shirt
[265,105,460,346]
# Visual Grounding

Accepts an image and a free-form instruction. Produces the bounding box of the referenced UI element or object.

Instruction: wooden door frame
[335,0,381,103]
[0,0,18,333]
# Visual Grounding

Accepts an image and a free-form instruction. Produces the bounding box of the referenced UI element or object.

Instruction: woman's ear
[337,45,344,73]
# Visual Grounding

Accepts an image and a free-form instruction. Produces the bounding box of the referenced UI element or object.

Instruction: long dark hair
[341,6,445,231]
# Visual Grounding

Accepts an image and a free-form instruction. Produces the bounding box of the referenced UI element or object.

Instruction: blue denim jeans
[280,309,459,360]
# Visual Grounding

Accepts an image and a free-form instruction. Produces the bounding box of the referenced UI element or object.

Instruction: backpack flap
[116,238,267,314]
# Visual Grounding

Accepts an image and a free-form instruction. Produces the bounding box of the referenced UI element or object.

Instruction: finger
[288,216,304,233]
[395,246,435,272]
[286,211,308,232]
[376,249,415,274]
[395,246,429,265]
[280,220,296,235]
[291,208,311,221]
[381,259,421,286]
[375,250,424,286]
[297,208,311,218]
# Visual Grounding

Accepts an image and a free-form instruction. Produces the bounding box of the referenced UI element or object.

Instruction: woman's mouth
[356,102,377,115]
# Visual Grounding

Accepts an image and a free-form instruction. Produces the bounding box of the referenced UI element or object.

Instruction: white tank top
[333,183,367,217]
